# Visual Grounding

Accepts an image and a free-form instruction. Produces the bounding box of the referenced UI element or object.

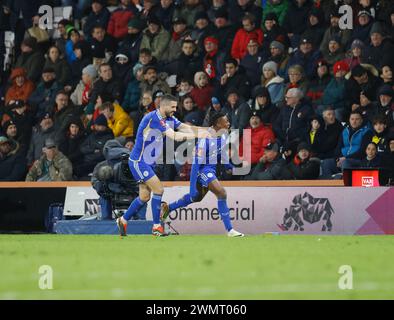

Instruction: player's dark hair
[160,94,178,106]
[210,112,227,127]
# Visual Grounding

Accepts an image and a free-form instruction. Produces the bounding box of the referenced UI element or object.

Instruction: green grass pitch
[1,234,394,299]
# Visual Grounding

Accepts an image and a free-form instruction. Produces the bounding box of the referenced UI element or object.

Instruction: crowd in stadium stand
[0,0,394,182]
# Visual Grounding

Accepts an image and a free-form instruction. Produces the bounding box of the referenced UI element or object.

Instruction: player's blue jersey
[129,110,181,164]
[194,134,233,171]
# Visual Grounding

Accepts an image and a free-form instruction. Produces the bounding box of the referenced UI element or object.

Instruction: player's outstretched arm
[164,128,211,141]
[177,123,212,136]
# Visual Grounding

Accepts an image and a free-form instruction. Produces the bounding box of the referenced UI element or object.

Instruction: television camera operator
[91,137,147,220]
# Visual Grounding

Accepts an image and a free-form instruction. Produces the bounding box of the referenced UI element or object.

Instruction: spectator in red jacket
[190,72,214,112]
[107,0,137,41]
[239,111,275,168]
[231,13,263,62]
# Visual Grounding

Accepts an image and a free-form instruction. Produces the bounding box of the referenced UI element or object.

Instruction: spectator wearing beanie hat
[322,35,345,68]
[267,40,290,79]
[262,0,289,26]
[71,65,98,107]
[240,39,265,87]
[279,141,320,180]
[262,12,290,55]
[0,134,27,182]
[301,6,326,50]
[251,86,278,125]
[70,40,92,88]
[203,36,226,84]
[190,11,215,52]
[1,100,34,152]
[369,85,394,129]
[5,68,35,106]
[288,35,322,80]
[162,17,191,63]
[140,14,171,61]
[116,18,145,65]
[364,22,394,70]
[212,7,238,53]
[2,120,19,143]
[113,52,133,85]
[14,37,45,83]
[65,26,81,64]
[27,112,57,165]
[28,67,61,121]
[25,137,73,182]
[319,61,349,122]
[122,63,144,115]
[319,9,352,56]
[231,13,264,61]
[239,110,276,167]
[349,10,374,45]
[343,39,365,70]
[261,60,285,106]
[306,59,332,108]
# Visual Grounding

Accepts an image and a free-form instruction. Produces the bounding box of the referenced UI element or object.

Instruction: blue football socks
[169,194,193,212]
[151,193,163,224]
[123,197,146,221]
[218,198,233,232]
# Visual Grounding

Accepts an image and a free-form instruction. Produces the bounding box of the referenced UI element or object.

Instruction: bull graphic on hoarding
[278,192,334,231]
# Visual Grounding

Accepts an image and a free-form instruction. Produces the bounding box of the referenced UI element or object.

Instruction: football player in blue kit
[116,94,212,236]
[161,112,244,237]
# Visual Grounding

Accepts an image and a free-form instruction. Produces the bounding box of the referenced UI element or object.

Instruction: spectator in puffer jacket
[321,110,373,178]
[0,136,26,181]
[98,101,134,138]
[107,0,137,41]
[140,14,171,62]
[5,67,35,106]
[306,59,332,108]
[261,60,285,106]
[273,87,314,146]
[231,13,264,62]
[288,35,322,80]
[14,37,44,83]
[319,60,349,122]
[279,141,320,180]
[239,111,276,167]
[262,0,289,27]
[240,39,265,87]
[190,72,214,112]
